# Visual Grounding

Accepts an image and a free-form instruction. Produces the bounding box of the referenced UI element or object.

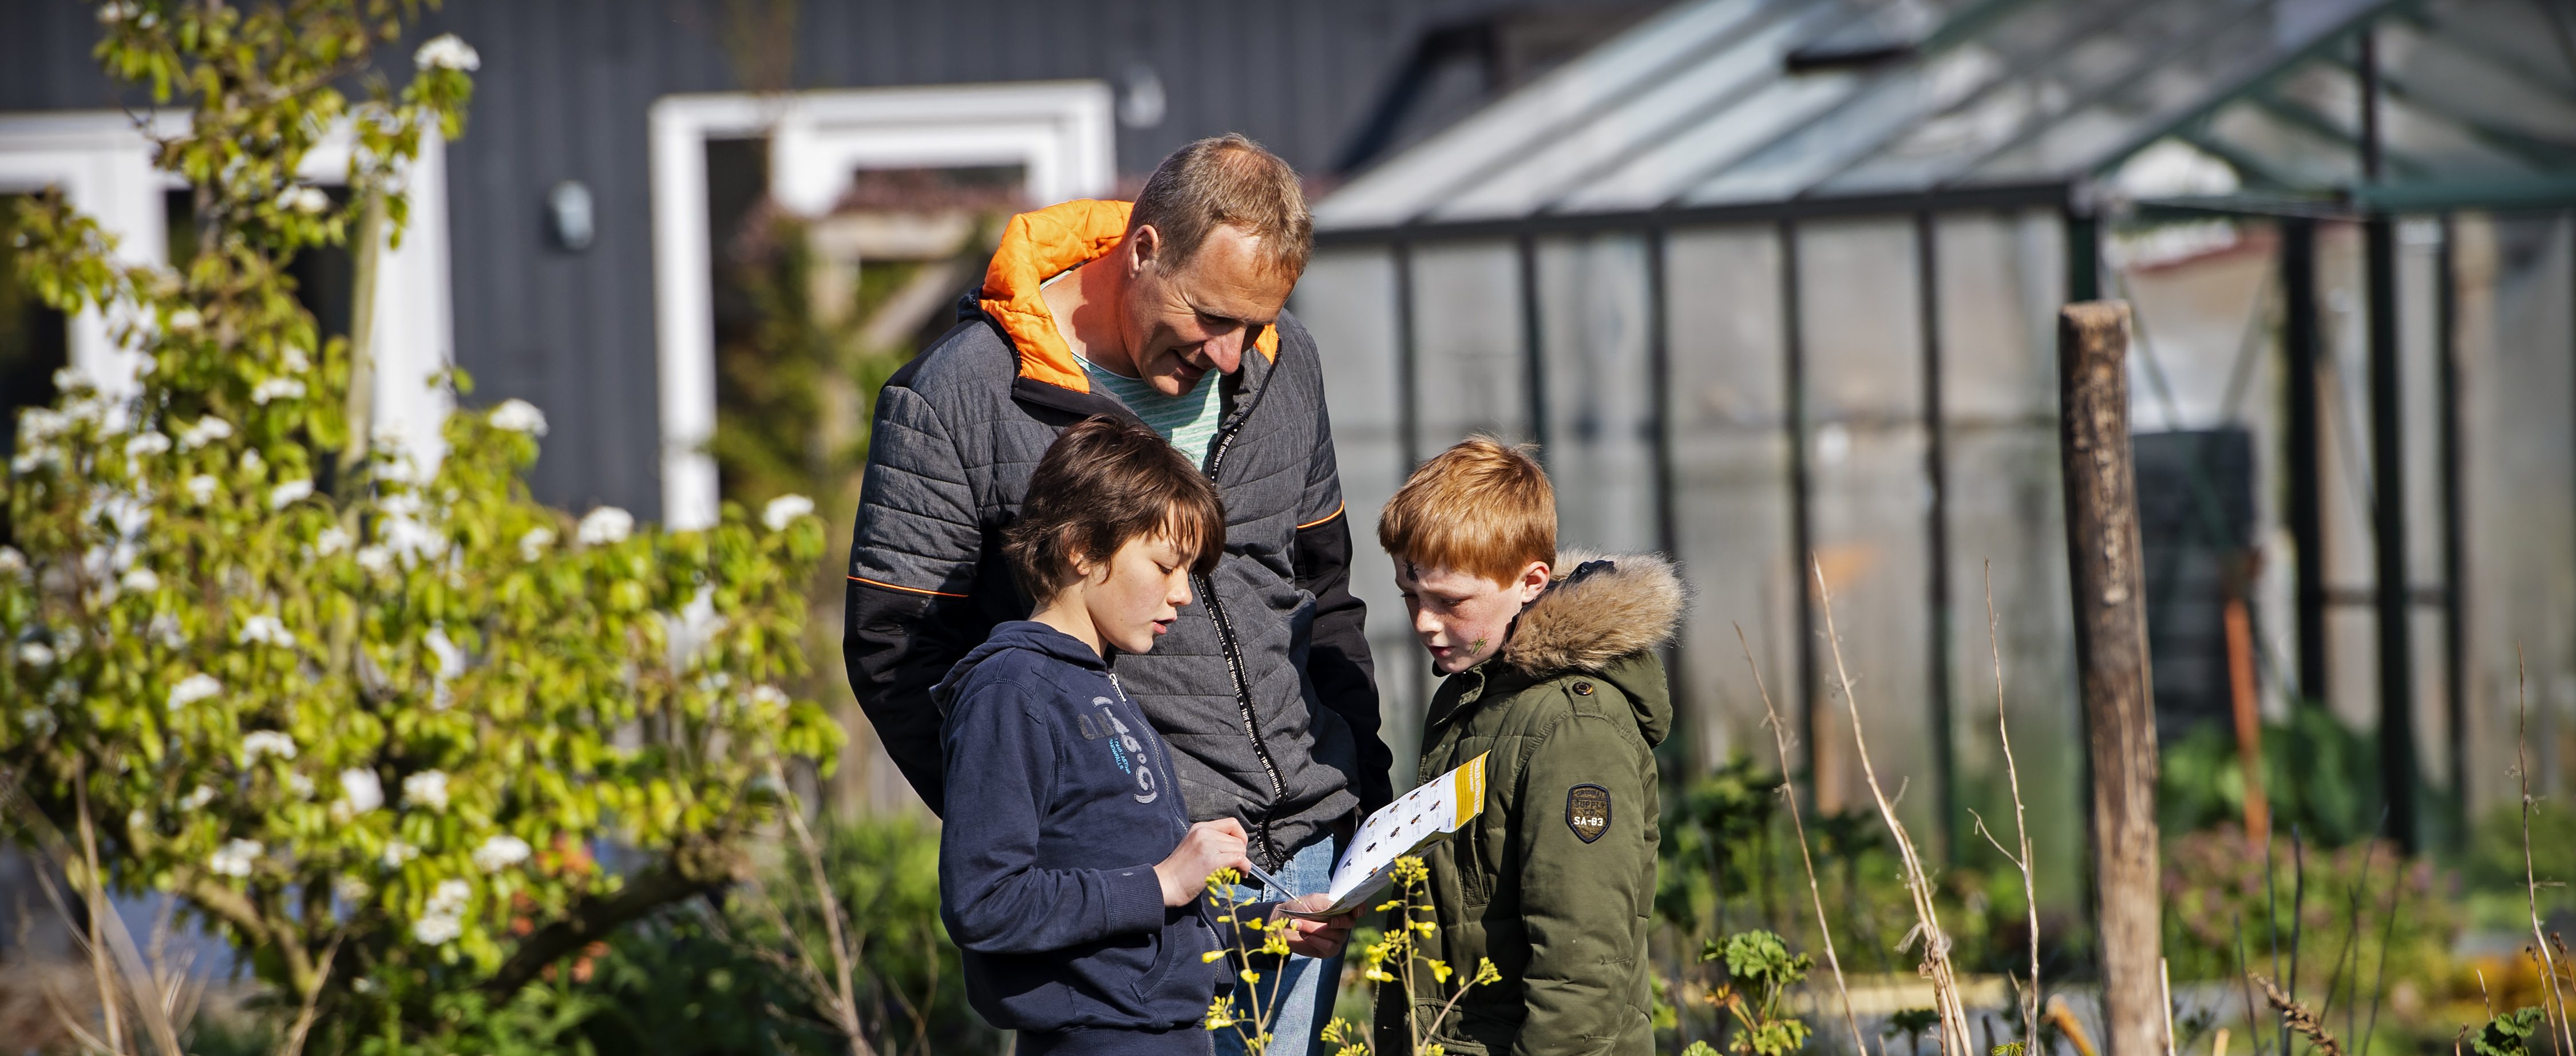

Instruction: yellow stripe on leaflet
[1453,752,1490,826]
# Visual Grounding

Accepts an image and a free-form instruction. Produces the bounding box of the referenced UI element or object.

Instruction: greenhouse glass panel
[1430,2,1837,222]
[1795,218,1934,830]
[2459,211,2574,803]
[1957,0,2367,187]
[1930,209,2085,901]
[1536,234,1659,557]
[1408,241,1530,450]
[1292,247,1431,765]
[1666,226,1794,765]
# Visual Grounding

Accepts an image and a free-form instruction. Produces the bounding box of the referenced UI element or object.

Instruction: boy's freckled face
[1082,533,1197,655]
[1396,559,1548,675]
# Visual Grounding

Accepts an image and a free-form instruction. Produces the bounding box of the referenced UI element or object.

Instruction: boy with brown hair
[935,417,1351,1055]
[1371,438,1680,1055]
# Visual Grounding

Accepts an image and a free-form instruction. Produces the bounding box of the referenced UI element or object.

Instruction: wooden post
[2057,301,2169,1056]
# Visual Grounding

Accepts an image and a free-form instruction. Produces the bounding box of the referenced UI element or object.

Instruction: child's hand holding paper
[1282,751,1490,919]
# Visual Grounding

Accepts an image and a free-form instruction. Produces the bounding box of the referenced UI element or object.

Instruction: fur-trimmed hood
[1497,551,1683,749]
[1502,551,1685,676]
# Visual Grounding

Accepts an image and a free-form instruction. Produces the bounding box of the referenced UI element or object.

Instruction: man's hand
[1153,818,1251,907]
[1273,894,1358,958]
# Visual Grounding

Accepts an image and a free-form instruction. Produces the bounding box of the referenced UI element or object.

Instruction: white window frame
[0,111,456,466]
[647,81,1114,528]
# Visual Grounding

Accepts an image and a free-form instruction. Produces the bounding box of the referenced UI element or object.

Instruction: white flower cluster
[0,547,25,580]
[402,770,449,812]
[240,730,297,765]
[124,431,170,458]
[269,478,313,510]
[487,399,547,436]
[236,614,292,648]
[576,506,632,546]
[185,474,219,505]
[412,878,472,946]
[338,769,385,814]
[424,627,466,681]
[251,378,306,405]
[375,492,450,568]
[176,416,233,450]
[762,493,814,532]
[97,2,139,23]
[413,33,481,72]
[517,527,555,561]
[17,642,56,668]
[276,186,330,215]
[282,345,311,373]
[180,785,217,811]
[167,673,221,710]
[209,838,262,879]
[118,568,159,593]
[747,684,790,713]
[381,839,419,868]
[167,308,202,334]
[314,526,352,556]
[425,626,465,710]
[471,834,532,873]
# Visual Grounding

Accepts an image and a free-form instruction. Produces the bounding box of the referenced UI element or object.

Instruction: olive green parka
[1375,553,1680,1056]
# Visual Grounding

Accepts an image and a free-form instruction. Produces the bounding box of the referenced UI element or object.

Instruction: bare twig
[72,761,124,1055]
[2,767,188,1056]
[771,762,880,1056]
[2252,974,2344,1056]
[2360,853,2407,1056]
[1735,622,1863,1056]
[277,932,345,1056]
[2321,826,2384,1038]
[1813,558,1973,1056]
[2238,914,2267,1056]
[1988,565,2042,1052]
[2518,648,2576,1056]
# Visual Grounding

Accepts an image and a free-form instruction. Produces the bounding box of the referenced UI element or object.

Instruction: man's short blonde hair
[1378,438,1556,584]
[1129,134,1311,280]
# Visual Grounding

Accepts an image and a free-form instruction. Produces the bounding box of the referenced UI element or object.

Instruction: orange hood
[979,199,1279,394]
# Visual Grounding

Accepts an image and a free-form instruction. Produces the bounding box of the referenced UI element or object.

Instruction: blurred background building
[2,0,2573,895]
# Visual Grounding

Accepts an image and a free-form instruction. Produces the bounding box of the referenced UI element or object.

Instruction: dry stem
[1812,557,1972,1056]
[771,762,880,1056]
[1987,565,2043,1051]
[2516,649,2576,1056]
[73,760,122,1055]
[2253,974,2345,1056]
[1735,622,1864,1055]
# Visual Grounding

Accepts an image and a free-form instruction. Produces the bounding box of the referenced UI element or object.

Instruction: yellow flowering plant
[1209,855,1497,1056]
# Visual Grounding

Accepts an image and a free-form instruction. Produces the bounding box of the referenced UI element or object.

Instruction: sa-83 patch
[1565,784,1612,843]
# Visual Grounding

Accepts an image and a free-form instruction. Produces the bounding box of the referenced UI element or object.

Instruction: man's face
[1119,223,1296,397]
[1395,559,1549,675]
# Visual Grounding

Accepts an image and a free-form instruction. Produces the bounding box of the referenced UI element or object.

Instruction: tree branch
[481,861,718,998]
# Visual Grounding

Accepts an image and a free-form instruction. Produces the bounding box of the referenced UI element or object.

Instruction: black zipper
[1197,360,1288,871]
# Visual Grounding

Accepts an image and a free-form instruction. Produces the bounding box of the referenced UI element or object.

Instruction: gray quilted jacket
[843,199,1390,868]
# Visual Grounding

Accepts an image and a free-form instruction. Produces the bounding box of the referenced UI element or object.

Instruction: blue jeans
[1212,830,1344,1056]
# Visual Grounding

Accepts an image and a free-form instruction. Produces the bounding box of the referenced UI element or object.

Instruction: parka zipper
[1198,359,1288,872]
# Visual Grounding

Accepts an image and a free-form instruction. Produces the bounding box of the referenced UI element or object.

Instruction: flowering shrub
[0,0,838,1039]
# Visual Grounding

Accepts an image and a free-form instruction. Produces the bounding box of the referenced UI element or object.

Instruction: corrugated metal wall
[1,0,1644,517]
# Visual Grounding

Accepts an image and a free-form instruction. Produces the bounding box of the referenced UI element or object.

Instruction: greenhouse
[1289,0,2576,878]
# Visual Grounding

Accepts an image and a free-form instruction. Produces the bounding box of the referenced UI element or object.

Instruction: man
[844,135,1388,1055]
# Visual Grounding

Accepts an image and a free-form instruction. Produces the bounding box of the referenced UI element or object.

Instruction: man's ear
[1124,223,1161,275]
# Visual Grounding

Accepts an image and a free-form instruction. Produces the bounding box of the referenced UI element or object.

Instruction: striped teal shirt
[1072,351,1222,472]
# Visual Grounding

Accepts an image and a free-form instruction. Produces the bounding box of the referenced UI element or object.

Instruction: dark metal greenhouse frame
[1310,0,2576,857]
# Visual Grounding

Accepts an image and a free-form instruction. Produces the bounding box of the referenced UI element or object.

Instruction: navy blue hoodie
[933,620,1238,1052]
